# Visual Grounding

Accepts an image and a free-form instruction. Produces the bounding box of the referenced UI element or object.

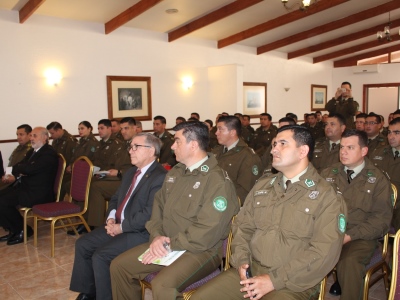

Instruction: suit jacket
[12,143,58,207]
[107,160,167,241]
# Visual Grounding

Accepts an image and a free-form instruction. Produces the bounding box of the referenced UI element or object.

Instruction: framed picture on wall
[311,84,327,111]
[107,76,152,121]
[243,82,267,118]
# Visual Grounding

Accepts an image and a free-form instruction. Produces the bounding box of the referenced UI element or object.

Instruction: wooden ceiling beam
[257,0,400,55]
[105,0,163,34]
[168,0,263,42]
[19,0,46,24]
[217,0,349,49]
[288,19,400,59]
[313,34,400,63]
[334,44,400,67]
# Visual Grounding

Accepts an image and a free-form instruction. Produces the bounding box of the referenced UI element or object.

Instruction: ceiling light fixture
[377,12,392,42]
[165,8,178,14]
[281,0,317,11]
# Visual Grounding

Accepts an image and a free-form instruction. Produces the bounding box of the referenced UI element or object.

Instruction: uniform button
[189,194,192,197]
[367,190,370,193]
[257,202,260,205]
[305,208,309,212]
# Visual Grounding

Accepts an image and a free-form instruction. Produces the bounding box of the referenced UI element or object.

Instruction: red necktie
[115,169,141,223]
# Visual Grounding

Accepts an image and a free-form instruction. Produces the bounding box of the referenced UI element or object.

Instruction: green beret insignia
[305,179,315,188]
[213,196,227,212]
[252,165,259,176]
[338,214,346,233]
[201,165,209,172]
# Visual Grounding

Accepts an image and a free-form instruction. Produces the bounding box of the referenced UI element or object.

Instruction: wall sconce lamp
[44,68,62,86]
[182,76,193,90]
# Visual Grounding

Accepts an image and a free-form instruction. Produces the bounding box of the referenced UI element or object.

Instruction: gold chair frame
[362,183,398,299]
[388,229,400,300]
[140,216,235,300]
[32,156,93,257]
[20,153,66,244]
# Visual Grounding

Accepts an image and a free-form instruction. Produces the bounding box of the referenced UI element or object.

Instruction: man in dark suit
[70,133,167,300]
[0,127,58,245]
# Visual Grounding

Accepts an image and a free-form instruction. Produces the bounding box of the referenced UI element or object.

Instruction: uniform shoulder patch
[201,165,209,172]
[338,214,346,233]
[213,196,227,212]
[91,146,96,152]
[305,179,315,188]
[252,165,259,176]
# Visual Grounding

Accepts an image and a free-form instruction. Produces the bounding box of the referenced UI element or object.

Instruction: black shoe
[67,225,93,235]
[329,280,342,296]
[75,293,96,300]
[0,232,15,242]
[7,226,33,245]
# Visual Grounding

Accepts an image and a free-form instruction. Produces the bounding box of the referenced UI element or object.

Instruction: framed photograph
[107,76,152,121]
[243,82,267,117]
[311,84,327,111]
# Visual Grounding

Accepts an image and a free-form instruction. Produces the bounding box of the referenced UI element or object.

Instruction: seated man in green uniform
[110,121,239,299]
[46,121,78,167]
[320,129,392,300]
[213,115,262,205]
[312,113,346,173]
[371,117,400,230]
[365,112,388,158]
[0,124,32,190]
[250,113,278,156]
[192,125,346,300]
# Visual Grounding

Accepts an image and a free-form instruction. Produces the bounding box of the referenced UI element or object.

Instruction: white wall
[1,9,395,168]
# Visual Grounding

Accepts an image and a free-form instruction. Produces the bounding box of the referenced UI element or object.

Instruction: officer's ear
[298,144,309,160]
[361,146,368,157]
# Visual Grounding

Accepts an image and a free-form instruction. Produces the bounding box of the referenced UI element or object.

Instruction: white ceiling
[1,0,399,62]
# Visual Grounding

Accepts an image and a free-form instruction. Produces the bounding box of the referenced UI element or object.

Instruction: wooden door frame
[363,83,400,113]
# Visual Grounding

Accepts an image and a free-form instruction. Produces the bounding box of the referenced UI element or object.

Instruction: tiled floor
[0,221,390,300]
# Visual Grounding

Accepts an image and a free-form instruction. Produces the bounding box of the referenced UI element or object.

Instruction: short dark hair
[188,117,198,122]
[176,116,186,123]
[204,119,213,128]
[154,115,166,124]
[277,125,314,161]
[79,121,93,131]
[328,113,346,126]
[110,119,120,124]
[120,117,136,126]
[342,81,352,89]
[191,112,200,119]
[315,111,322,115]
[286,113,298,122]
[356,113,368,119]
[341,129,368,148]
[173,121,209,151]
[243,115,251,121]
[218,116,242,137]
[307,113,316,118]
[46,122,62,131]
[393,109,400,115]
[17,124,32,134]
[389,117,400,126]
[98,119,112,127]
[278,117,296,125]
[366,112,380,124]
[260,113,272,121]
[379,115,384,122]
[234,113,243,118]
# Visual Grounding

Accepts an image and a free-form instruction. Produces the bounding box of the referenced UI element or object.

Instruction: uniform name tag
[373,156,383,160]
[314,149,322,153]
[166,176,175,183]
[254,190,268,196]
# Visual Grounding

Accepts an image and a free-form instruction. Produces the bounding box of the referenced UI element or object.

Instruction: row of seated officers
[0,112,398,300]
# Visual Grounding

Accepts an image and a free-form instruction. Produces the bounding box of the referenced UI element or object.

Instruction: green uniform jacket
[320,159,392,240]
[303,123,325,141]
[70,133,99,165]
[231,163,346,292]
[250,125,278,156]
[92,136,131,178]
[241,126,253,145]
[370,147,400,230]
[156,131,176,166]
[146,154,239,254]
[209,127,219,150]
[51,130,78,166]
[111,131,124,142]
[312,138,340,173]
[367,133,388,159]
[8,142,31,167]
[212,139,262,204]
[325,97,358,129]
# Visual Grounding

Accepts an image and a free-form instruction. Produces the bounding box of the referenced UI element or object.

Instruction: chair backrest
[388,230,400,300]
[70,156,93,204]
[54,153,66,201]
[392,183,398,208]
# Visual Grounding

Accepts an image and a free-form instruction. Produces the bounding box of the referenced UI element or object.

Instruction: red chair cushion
[32,201,81,218]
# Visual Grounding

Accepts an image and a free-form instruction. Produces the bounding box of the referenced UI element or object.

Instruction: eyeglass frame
[128,144,153,151]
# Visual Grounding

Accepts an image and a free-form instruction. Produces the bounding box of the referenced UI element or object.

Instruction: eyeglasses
[128,144,152,151]
[364,121,378,125]
[388,130,400,135]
